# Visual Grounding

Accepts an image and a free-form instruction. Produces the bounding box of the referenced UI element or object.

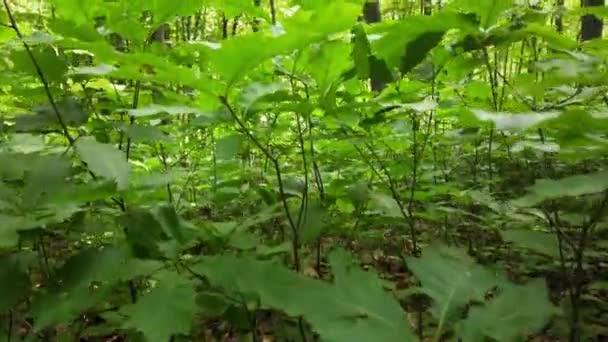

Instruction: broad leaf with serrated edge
[513,170,608,207]
[193,249,415,342]
[76,138,130,190]
[406,245,506,340]
[456,280,558,342]
[121,271,198,342]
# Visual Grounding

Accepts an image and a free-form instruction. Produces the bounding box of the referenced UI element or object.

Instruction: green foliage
[407,245,557,341]
[194,249,416,342]
[514,170,608,207]
[456,280,557,342]
[121,272,198,342]
[0,0,606,341]
[0,255,30,312]
[76,138,130,190]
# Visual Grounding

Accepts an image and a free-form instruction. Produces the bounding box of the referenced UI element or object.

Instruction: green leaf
[369,192,405,218]
[210,1,361,87]
[456,280,558,342]
[304,40,353,97]
[501,229,560,258]
[120,124,170,142]
[216,134,242,160]
[406,244,506,339]
[76,138,131,190]
[146,0,204,24]
[194,249,415,342]
[469,109,560,131]
[513,170,608,207]
[53,247,160,288]
[128,105,203,118]
[371,12,475,73]
[22,154,72,207]
[400,31,444,74]
[121,271,198,342]
[449,0,513,28]
[31,248,154,330]
[0,219,20,248]
[0,255,30,311]
[70,64,116,76]
[155,205,188,245]
[10,47,67,82]
[301,201,325,243]
[352,24,371,80]
[124,208,168,259]
[239,82,289,113]
[32,284,115,331]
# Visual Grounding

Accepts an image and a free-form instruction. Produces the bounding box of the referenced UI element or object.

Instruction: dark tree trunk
[363,1,382,23]
[580,0,604,41]
[556,0,565,32]
[363,1,386,92]
[253,0,261,32]
[422,0,432,15]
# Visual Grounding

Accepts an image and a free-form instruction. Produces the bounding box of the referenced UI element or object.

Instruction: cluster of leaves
[0,0,607,341]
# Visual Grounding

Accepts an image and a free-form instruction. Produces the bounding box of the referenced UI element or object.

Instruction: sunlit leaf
[128,105,203,117]
[467,109,559,131]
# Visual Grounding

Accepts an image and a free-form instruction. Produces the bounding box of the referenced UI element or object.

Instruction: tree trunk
[363,0,382,23]
[363,1,386,92]
[422,0,432,15]
[556,0,565,32]
[580,0,604,41]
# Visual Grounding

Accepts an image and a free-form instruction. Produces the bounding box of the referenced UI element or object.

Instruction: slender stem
[211,129,218,192]
[295,114,309,230]
[157,143,174,204]
[488,127,494,192]
[407,114,419,254]
[354,143,417,253]
[125,81,141,161]
[3,0,74,145]
[220,95,301,270]
[7,309,13,342]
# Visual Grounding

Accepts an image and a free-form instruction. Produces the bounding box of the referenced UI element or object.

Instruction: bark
[580,0,604,41]
[556,0,565,32]
[422,0,432,15]
[363,1,382,23]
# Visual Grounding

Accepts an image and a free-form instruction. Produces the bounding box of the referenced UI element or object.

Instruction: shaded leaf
[193,249,415,342]
[501,229,560,258]
[76,138,130,190]
[216,134,242,160]
[456,280,558,342]
[513,170,608,207]
[406,245,506,338]
[121,272,198,342]
[0,255,30,311]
